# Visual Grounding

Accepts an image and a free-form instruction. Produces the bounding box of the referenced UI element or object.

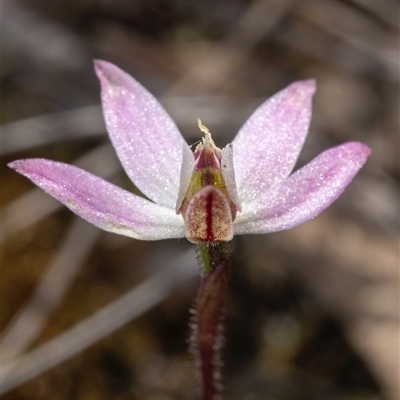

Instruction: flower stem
[193,241,231,400]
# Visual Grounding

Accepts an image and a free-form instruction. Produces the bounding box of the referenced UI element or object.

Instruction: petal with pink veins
[9,159,185,240]
[94,60,189,209]
[233,80,316,205]
[234,142,371,235]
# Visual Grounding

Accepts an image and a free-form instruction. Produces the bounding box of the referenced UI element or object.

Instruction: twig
[0,248,198,395]
[1,218,100,363]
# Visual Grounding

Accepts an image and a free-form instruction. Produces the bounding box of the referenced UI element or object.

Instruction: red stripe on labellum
[205,192,214,241]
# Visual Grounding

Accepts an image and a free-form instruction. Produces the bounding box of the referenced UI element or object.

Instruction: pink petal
[232,80,316,205]
[234,142,371,235]
[9,159,185,240]
[94,60,189,209]
[221,143,241,211]
[175,142,195,213]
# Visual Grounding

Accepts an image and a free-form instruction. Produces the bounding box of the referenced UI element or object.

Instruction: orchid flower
[9,60,370,244]
[9,61,370,400]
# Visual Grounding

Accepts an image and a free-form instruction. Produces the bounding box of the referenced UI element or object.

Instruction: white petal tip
[289,79,317,96]
[93,59,128,89]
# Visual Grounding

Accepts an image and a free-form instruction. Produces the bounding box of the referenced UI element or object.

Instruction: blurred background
[1,0,399,399]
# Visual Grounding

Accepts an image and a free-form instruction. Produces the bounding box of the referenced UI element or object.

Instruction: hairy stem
[193,241,231,400]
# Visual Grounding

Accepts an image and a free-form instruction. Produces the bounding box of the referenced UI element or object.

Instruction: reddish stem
[194,256,230,400]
